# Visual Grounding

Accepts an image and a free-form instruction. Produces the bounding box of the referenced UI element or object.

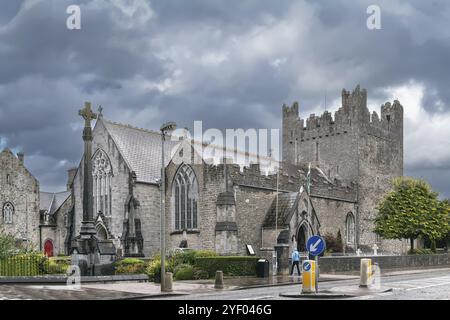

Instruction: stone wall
[134,183,160,257]
[304,254,450,274]
[0,149,40,248]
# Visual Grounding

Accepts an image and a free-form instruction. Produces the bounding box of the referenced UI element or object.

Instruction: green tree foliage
[0,230,17,259]
[324,230,344,253]
[375,177,450,252]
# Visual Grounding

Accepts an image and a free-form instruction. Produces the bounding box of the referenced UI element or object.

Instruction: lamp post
[160,121,176,292]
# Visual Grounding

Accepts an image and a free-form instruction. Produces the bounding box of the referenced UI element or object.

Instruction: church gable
[101,119,181,184]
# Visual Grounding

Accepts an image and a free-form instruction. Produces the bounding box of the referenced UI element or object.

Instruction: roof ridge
[103,119,161,136]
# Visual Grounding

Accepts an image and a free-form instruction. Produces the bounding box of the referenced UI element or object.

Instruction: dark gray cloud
[0,0,449,198]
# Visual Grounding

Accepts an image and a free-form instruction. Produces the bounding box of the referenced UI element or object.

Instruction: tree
[374,177,449,252]
[0,230,17,260]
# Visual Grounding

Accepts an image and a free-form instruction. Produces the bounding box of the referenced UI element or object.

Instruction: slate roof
[102,120,181,184]
[40,191,70,215]
[263,192,299,228]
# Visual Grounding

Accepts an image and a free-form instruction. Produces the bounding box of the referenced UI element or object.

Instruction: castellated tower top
[281,85,404,177]
[341,84,367,110]
[282,85,403,133]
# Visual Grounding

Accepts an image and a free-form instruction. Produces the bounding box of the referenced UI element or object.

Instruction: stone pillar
[71,102,116,275]
[274,230,290,275]
[79,102,97,238]
[215,191,238,255]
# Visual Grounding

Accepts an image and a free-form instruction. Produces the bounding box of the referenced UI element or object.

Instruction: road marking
[403,281,450,292]
[354,276,450,299]
[239,295,274,300]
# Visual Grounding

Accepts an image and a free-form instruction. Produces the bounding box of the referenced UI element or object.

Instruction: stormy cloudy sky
[0,0,449,197]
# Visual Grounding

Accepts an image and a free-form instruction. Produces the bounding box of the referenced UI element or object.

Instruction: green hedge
[146,250,217,282]
[194,256,259,277]
[115,258,146,275]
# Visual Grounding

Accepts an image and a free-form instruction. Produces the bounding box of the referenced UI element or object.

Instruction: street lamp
[160,121,176,292]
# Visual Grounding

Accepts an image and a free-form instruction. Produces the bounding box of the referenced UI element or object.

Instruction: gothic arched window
[346,212,356,245]
[173,165,198,231]
[3,202,14,224]
[92,149,113,217]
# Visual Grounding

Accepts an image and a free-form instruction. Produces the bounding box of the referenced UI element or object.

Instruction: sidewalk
[81,273,358,299]
[0,273,358,300]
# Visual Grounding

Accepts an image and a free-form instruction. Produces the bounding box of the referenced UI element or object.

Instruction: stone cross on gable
[79,102,97,127]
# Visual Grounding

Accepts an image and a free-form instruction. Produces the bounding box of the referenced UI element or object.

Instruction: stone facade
[0,149,40,248]
[66,85,408,258]
[282,85,407,252]
[0,149,72,256]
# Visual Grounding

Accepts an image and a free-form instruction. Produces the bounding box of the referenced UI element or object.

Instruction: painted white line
[239,295,274,300]
[404,281,450,292]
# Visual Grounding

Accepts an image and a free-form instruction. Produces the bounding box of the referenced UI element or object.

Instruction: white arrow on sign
[309,239,322,252]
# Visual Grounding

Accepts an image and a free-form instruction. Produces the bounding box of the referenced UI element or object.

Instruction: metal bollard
[164,272,173,292]
[359,258,372,288]
[301,260,316,294]
[215,270,224,289]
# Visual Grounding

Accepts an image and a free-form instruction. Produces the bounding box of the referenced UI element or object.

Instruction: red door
[44,240,54,257]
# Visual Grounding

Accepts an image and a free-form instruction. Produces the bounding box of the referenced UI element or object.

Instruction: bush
[145,256,175,283]
[192,267,209,280]
[115,258,146,275]
[47,256,71,274]
[171,249,217,266]
[145,250,219,282]
[195,256,258,277]
[146,258,162,282]
[174,264,194,280]
[324,231,343,253]
[408,248,434,255]
[0,232,17,260]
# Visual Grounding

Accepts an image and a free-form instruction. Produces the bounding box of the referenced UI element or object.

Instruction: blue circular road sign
[306,235,326,256]
[303,261,311,272]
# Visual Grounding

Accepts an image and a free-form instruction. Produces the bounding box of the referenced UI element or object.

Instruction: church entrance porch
[296,224,309,254]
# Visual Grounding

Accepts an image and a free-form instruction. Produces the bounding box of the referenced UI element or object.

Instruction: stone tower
[282,85,404,250]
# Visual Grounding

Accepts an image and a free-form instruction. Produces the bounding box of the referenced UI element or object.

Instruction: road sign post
[305,235,326,294]
[301,260,316,294]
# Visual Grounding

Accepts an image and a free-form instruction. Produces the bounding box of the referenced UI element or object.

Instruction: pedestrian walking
[290,248,301,276]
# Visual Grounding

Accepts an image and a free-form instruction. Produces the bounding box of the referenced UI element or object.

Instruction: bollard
[301,260,316,294]
[359,258,372,288]
[164,272,173,292]
[215,270,224,289]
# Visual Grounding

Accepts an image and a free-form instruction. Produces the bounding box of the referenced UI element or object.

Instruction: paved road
[156,269,450,300]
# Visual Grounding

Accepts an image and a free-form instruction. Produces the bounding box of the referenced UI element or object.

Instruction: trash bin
[256,259,269,278]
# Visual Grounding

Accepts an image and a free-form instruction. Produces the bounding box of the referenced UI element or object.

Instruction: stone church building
[67,85,408,257]
[0,85,408,258]
[0,149,71,256]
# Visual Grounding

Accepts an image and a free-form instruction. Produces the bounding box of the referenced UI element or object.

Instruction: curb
[0,275,148,285]
[233,276,358,291]
[115,292,190,300]
[279,293,354,299]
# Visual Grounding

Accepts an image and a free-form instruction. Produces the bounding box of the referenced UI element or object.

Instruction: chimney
[67,167,77,191]
[17,152,24,164]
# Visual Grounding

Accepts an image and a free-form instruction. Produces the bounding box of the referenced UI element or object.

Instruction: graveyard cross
[372,243,379,256]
